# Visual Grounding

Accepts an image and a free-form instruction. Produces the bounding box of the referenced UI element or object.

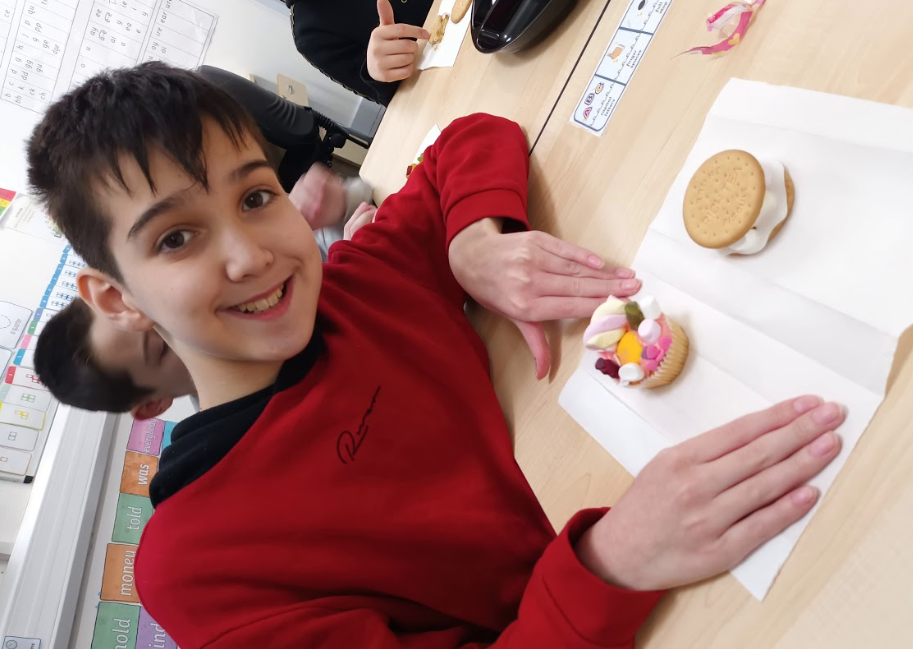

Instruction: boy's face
[89,315,194,403]
[96,120,322,369]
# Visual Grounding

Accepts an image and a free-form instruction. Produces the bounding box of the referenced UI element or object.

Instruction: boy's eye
[159,230,192,252]
[243,190,274,211]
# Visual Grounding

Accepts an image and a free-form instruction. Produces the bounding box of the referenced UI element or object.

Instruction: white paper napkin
[414,125,443,163]
[418,0,473,71]
[560,79,913,599]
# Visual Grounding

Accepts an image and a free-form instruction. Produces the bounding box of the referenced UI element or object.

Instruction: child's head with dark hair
[27,62,259,281]
[35,299,194,418]
[28,63,323,409]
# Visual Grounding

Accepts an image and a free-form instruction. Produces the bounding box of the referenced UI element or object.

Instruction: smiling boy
[27,63,844,649]
[33,186,377,420]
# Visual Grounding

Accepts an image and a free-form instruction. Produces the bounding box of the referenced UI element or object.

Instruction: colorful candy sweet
[618,363,645,383]
[638,318,661,346]
[584,300,628,351]
[595,357,620,379]
[583,295,690,388]
[624,302,645,329]
[616,332,643,366]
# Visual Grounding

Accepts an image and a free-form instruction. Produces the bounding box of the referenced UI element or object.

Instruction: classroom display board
[71,413,183,649]
[0,188,74,482]
[0,0,217,114]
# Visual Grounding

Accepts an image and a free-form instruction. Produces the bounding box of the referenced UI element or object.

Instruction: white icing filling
[725,159,789,255]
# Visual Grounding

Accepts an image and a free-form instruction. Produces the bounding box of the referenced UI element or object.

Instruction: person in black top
[287,0,433,106]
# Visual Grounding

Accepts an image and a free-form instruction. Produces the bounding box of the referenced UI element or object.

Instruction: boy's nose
[223,229,274,282]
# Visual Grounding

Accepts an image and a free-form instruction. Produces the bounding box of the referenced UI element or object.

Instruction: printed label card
[0,301,32,349]
[0,194,65,244]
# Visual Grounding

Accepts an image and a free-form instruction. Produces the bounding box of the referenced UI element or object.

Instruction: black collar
[149,327,324,508]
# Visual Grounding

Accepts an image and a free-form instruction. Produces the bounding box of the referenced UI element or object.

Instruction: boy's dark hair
[34,299,152,413]
[27,62,261,281]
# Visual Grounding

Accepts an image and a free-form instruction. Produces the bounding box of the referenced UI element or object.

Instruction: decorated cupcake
[584,295,689,388]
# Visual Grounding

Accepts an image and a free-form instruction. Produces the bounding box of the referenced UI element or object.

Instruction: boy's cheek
[304,261,323,301]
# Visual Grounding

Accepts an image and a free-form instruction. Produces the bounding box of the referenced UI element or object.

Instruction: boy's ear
[131,398,173,421]
[77,268,154,333]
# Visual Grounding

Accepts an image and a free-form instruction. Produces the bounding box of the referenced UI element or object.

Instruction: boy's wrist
[448,217,504,281]
[574,512,647,591]
[457,216,504,241]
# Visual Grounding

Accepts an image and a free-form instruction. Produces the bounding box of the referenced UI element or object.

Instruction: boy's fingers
[715,432,841,526]
[707,403,845,492]
[526,296,607,322]
[686,396,823,463]
[378,37,419,55]
[377,23,429,41]
[351,202,374,220]
[384,64,415,82]
[512,319,551,379]
[345,212,372,239]
[721,485,820,565]
[531,247,627,281]
[535,232,606,270]
[381,53,415,69]
[377,0,395,26]
[536,274,641,300]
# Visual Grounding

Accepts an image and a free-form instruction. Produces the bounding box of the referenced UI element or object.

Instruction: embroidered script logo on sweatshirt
[337,386,381,465]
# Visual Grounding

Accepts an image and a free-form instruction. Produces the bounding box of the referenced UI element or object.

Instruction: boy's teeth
[235,284,285,313]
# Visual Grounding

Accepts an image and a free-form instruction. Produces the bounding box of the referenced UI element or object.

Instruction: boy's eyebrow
[228,159,273,184]
[126,159,273,242]
[127,191,192,242]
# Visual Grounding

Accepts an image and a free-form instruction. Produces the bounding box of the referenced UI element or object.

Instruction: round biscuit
[683,150,766,249]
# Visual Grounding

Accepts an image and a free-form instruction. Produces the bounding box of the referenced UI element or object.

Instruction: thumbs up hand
[367,0,430,83]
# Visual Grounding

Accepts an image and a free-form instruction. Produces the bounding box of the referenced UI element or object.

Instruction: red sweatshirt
[135,114,663,648]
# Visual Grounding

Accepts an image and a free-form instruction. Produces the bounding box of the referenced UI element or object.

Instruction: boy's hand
[448,218,641,379]
[289,165,346,230]
[367,0,430,83]
[575,397,845,591]
[344,202,377,240]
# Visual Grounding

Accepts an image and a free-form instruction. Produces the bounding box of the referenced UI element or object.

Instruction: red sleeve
[203,510,663,649]
[342,114,532,309]
[418,112,532,248]
[366,113,532,247]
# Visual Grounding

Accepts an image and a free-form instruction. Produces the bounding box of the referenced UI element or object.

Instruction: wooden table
[365,1,913,646]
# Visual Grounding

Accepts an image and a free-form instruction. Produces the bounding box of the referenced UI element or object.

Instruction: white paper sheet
[560,79,913,600]
[414,124,442,162]
[418,0,471,71]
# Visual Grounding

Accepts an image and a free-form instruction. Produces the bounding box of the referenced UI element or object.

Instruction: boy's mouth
[229,278,292,317]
